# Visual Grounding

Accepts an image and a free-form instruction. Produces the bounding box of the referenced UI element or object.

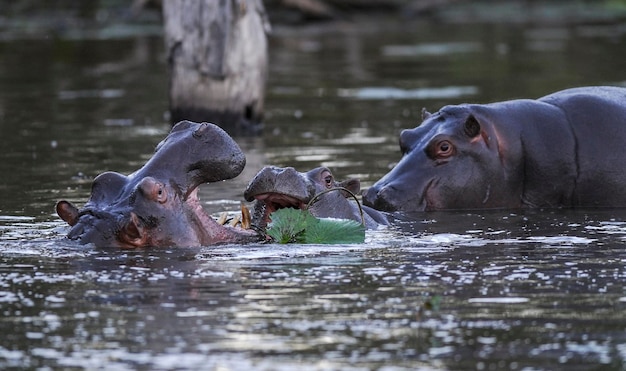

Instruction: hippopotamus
[364,86,626,212]
[56,121,259,248]
[244,166,388,229]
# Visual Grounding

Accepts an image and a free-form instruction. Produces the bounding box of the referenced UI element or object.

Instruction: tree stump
[163,0,270,133]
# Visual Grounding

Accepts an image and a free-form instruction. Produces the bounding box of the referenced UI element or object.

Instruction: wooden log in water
[163,0,270,133]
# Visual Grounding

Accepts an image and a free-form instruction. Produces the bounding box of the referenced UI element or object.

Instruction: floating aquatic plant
[266,208,365,244]
[265,187,366,244]
[303,216,366,244]
[265,207,314,244]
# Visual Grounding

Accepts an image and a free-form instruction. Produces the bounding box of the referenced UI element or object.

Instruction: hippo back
[539,86,626,206]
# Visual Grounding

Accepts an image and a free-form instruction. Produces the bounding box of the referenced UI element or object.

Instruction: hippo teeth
[185,189,258,245]
[215,203,252,230]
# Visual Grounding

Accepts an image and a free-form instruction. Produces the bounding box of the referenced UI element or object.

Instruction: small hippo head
[56,121,259,248]
[363,105,523,212]
[244,166,386,229]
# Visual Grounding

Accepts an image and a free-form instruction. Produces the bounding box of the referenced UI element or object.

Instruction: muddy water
[2,10,626,370]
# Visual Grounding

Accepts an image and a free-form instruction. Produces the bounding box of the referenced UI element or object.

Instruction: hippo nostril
[67,223,85,240]
[363,185,383,207]
[281,167,297,176]
[192,123,208,138]
[364,184,400,212]
[362,187,376,203]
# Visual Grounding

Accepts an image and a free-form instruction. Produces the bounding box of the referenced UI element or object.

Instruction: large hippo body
[244,166,388,229]
[364,86,626,212]
[56,121,259,248]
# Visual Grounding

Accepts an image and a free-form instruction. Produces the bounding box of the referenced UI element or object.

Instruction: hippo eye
[320,170,334,188]
[435,140,454,158]
[156,185,167,203]
[324,175,333,188]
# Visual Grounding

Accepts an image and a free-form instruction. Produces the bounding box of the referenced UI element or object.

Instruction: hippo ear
[464,115,481,138]
[338,178,361,198]
[56,201,79,226]
[421,108,432,121]
[155,120,194,152]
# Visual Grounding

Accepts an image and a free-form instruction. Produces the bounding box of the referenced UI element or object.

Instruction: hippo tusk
[229,214,241,227]
[240,203,251,229]
[217,212,228,225]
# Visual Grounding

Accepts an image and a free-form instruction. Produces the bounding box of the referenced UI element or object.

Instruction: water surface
[2,8,626,370]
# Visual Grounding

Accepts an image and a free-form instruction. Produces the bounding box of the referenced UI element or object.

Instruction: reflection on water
[2,7,626,370]
[2,210,626,369]
[336,85,479,100]
[381,41,483,57]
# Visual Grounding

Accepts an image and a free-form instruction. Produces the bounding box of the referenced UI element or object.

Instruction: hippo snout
[244,166,308,202]
[363,184,400,212]
[67,211,120,246]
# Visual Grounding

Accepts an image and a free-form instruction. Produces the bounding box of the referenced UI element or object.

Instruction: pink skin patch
[184,188,258,246]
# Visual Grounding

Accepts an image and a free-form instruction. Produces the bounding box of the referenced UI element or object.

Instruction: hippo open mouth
[244,166,388,229]
[250,192,308,228]
[56,121,262,248]
[182,188,259,246]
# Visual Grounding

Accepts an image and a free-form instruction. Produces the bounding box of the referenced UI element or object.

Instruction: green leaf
[304,218,365,244]
[266,208,366,244]
[265,208,316,244]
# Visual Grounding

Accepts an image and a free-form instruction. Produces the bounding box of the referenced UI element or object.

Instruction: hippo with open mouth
[56,121,260,248]
[244,166,388,229]
[364,86,626,212]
